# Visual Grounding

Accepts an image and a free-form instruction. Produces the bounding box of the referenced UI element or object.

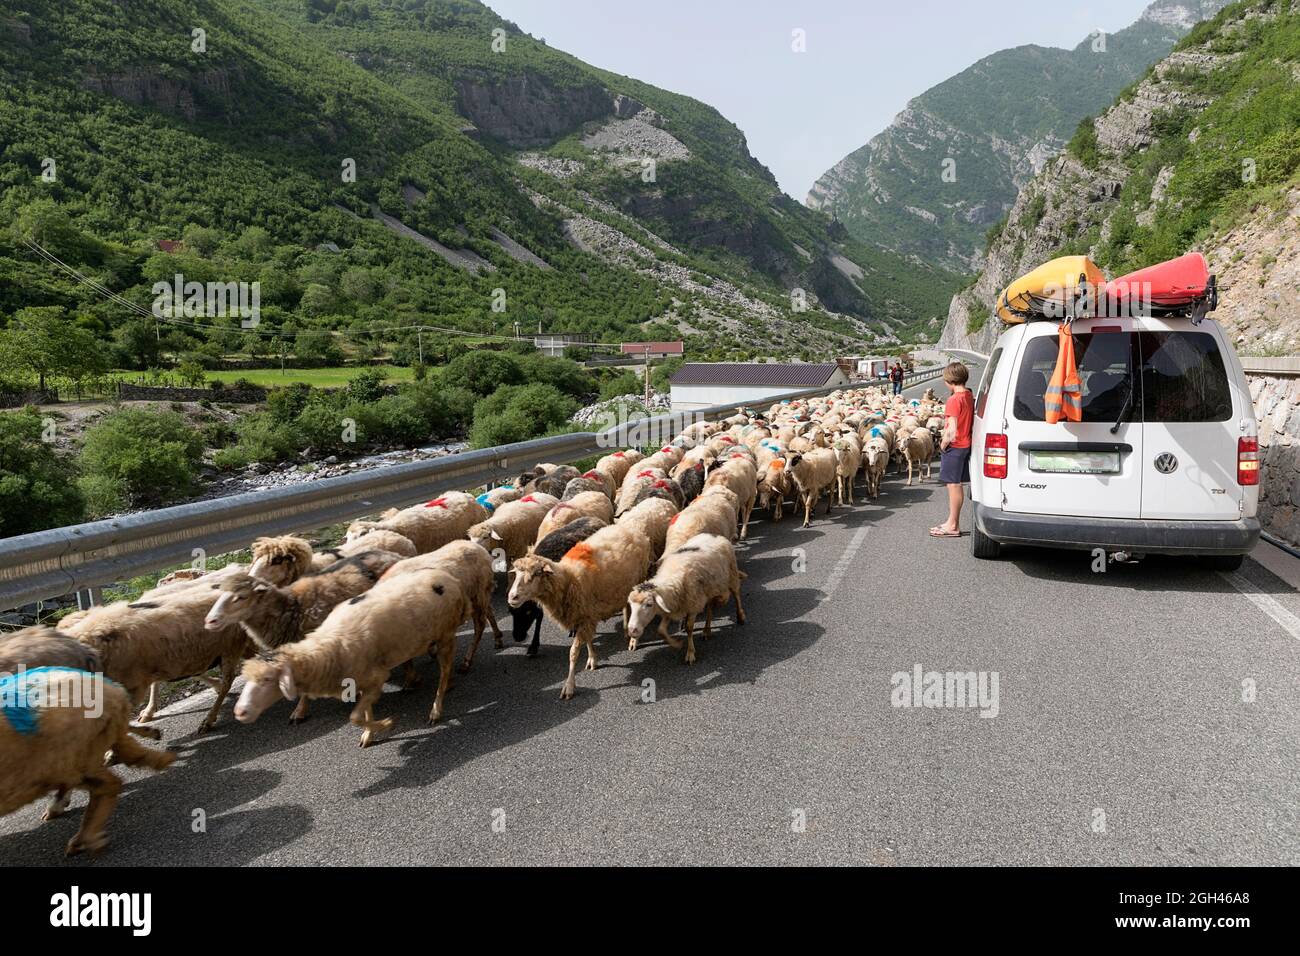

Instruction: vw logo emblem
[1154,453,1179,475]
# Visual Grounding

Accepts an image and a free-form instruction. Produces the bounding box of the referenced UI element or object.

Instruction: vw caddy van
[969,313,1260,570]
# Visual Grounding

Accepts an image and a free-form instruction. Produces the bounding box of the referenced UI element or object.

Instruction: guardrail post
[75,587,102,611]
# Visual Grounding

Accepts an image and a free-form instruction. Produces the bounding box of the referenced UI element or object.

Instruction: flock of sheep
[0,383,945,858]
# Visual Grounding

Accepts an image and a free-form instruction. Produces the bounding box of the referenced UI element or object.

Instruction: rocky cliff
[940,0,1299,356]
[809,0,1226,273]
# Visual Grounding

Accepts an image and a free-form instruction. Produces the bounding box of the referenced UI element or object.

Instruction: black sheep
[511,516,607,657]
[676,460,706,505]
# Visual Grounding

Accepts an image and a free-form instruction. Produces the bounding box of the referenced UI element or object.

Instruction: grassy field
[114,366,417,388]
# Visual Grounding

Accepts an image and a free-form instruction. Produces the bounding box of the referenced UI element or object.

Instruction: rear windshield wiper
[1110,372,1134,435]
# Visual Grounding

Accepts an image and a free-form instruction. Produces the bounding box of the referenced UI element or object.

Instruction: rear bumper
[974,504,1260,555]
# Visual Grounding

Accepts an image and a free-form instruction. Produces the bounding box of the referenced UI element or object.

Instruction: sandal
[929,527,961,537]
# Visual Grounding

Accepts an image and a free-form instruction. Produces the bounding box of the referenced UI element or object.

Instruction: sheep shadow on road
[349,570,827,800]
[0,763,312,867]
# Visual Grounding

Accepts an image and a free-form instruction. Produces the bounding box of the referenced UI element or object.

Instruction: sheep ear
[654,593,673,615]
[490,529,503,541]
[253,583,270,594]
[278,667,297,700]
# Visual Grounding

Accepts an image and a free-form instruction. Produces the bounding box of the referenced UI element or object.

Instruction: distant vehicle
[969,313,1259,570]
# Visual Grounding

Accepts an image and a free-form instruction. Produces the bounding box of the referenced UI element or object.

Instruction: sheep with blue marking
[1,667,175,856]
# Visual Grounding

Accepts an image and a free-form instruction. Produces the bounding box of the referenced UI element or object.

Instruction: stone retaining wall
[1249,371,1300,545]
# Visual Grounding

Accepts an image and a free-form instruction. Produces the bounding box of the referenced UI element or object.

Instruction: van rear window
[975,348,1002,418]
[1139,331,1232,422]
[1012,329,1233,424]
[1012,332,1135,423]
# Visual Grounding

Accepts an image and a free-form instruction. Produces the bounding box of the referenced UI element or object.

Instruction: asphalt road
[4,369,1298,866]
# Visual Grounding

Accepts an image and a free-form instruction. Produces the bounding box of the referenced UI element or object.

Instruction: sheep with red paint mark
[345,491,487,555]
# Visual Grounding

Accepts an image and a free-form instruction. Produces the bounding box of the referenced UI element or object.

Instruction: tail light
[1238,437,1259,486]
[984,434,1008,479]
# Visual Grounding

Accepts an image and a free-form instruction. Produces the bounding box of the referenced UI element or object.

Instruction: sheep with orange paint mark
[507,523,653,699]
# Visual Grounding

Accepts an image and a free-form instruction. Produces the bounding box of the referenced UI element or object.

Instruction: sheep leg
[527,615,543,658]
[683,615,697,665]
[289,697,311,723]
[65,768,121,857]
[43,787,72,821]
[352,680,394,748]
[732,586,746,625]
[485,600,504,649]
[560,624,595,700]
[802,494,812,529]
[136,682,161,723]
[428,636,454,725]
[704,602,713,639]
[401,660,422,689]
[198,656,240,734]
[460,612,487,674]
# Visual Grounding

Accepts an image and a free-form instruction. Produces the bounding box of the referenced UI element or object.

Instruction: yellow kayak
[996,255,1105,323]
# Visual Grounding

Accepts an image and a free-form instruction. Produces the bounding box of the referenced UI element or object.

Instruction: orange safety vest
[1044,322,1082,424]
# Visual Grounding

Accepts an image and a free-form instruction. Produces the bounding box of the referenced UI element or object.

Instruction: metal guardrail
[0,367,946,611]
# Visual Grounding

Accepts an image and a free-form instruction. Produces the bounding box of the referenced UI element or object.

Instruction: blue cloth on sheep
[0,667,119,736]
[475,493,496,514]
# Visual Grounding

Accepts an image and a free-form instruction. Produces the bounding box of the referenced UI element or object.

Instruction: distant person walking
[931,362,973,538]
[890,362,904,396]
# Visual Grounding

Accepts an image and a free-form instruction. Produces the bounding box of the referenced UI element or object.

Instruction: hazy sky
[486,0,1155,199]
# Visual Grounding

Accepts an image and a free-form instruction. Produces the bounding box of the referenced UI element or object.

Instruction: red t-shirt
[945,389,974,449]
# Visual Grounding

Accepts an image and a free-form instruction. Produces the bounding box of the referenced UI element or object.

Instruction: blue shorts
[939,446,971,485]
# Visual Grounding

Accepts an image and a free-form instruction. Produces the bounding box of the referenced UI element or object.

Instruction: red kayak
[1100,252,1218,318]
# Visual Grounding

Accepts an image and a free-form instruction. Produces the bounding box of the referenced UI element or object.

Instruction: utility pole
[644,345,652,407]
[417,328,423,366]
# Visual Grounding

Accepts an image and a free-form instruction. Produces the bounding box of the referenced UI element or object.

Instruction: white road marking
[824,526,870,598]
[1221,571,1300,641]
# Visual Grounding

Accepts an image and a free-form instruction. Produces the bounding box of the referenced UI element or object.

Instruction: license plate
[1027,451,1120,475]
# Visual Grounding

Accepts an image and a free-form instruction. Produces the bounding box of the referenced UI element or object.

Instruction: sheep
[594,449,644,488]
[625,534,746,665]
[631,476,685,511]
[617,495,680,559]
[65,580,257,733]
[863,436,890,500]
[678,445,716,475]
[674,459,706,506]
[901,427,935,485]
[664,489,738,553]
[535,492,615,543]
[467,492,560,564]
[1,668,175,856]
[562,473,612,502]
[507,521,653,700]
[0,627,101,676]
[248,536,316,583]
[615,467,667,517]
[926,415,945,447]
[639,445,684,472]
[510,516,607,658]
[756,457,792,521]
[202,548,403,711]
[524,472,568,499]
[787,448,839,527]
[480,486,522,511]
[832,434,863,506]
[381,540,503,671]
[702,456,758,539]
[346,492,488,555]
[234,567,471,745]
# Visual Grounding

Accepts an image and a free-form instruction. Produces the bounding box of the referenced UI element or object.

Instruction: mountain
[939,0,1300,356]
[0,0,958,368]
[806,0,1227,273]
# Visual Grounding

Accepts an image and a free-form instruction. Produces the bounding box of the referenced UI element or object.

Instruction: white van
[968,314,1260,570]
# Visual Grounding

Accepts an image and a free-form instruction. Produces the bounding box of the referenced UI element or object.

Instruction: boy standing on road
[890,363,904,396]
[931,362,973,538]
